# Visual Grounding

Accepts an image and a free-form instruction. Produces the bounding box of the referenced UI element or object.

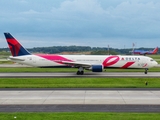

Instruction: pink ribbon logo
[103,56,120,67]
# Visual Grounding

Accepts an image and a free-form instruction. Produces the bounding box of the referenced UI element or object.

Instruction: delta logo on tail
[4,33,158,75]
[133,47,158,55]
[4,33,30,56]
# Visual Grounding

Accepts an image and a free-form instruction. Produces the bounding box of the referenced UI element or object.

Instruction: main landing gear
[144,68,148,74]
[77,67,84,75]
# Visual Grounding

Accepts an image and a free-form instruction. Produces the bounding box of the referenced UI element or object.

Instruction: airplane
[4,33,158,75]
[132,47,158,55]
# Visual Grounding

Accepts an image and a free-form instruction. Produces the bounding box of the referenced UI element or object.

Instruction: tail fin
[152,47,158,54]
[4,33,31,56]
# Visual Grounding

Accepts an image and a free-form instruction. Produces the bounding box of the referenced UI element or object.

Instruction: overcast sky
[0,0,160,48]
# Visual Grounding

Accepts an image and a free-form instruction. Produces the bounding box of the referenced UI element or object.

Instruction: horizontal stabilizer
[8,56,25,61]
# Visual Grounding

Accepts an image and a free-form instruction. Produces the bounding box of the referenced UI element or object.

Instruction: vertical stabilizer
[152,47,158,54]
[4,33,31,56]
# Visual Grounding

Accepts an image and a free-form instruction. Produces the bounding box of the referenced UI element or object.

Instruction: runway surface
[0,71,160,112]
[0,89,160,112]
[1,90,160,105]
[0,72,160,78]
[1,105,160,112]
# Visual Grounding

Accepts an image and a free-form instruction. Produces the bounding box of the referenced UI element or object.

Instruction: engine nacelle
[90,65,103,72]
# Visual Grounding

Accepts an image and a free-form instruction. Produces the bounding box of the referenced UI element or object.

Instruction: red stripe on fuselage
[142,63,147,67]
[121,62,135,69]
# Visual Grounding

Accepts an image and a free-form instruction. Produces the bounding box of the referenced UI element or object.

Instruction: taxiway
[1,90,160,105]
[0,72,160,78]
[0,89,160,112]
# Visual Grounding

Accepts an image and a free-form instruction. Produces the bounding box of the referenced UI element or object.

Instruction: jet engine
[87,65,103,72]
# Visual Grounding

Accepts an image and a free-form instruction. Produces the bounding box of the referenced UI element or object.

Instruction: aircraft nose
[154,61,158,67]
[153,61,158,67]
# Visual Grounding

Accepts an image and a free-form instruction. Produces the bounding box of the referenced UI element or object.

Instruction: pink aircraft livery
[4,33,158,75]
[133,47,158,55]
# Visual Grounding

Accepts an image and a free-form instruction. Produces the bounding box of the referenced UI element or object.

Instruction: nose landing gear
[144,68,148,74]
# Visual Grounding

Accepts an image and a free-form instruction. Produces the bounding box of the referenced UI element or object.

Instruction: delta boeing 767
[4,33,158,75]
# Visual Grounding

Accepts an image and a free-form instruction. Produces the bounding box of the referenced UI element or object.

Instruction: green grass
[0,78,160,88]
[148,55,160,59]
[0,61,13,64]
[0,113,160,120]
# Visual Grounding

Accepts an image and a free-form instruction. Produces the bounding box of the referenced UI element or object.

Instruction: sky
[0,0,160,48]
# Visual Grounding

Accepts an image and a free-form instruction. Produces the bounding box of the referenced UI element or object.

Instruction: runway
[0,72,160,78]
[0,89,160,112]
[0,71,160,112]
[1,105,160,112]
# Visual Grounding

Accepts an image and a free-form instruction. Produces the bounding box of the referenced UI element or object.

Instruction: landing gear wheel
[77,67,84,75]
[77,71,84,75]
[144,68,148,74]
[77,71,80,75]
[80,71,84,75]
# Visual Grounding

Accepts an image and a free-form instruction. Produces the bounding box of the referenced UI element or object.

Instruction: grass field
[0,77,160,88]
[0,112,160,120]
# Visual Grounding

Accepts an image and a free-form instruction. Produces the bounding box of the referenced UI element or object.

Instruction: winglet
[4,33,31,56]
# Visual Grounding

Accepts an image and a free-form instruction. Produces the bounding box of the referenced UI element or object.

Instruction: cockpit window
[150,59,155,61]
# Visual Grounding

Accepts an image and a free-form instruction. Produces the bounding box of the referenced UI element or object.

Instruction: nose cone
[152,60,158,67]
[154,61,158,67]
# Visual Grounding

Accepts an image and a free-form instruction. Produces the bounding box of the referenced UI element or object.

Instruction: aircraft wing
[61,61,92,68]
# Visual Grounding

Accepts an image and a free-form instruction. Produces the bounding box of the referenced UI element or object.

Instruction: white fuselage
[9,54,158,69]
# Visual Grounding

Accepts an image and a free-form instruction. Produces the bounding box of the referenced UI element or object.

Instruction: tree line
[0,46,159,55]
